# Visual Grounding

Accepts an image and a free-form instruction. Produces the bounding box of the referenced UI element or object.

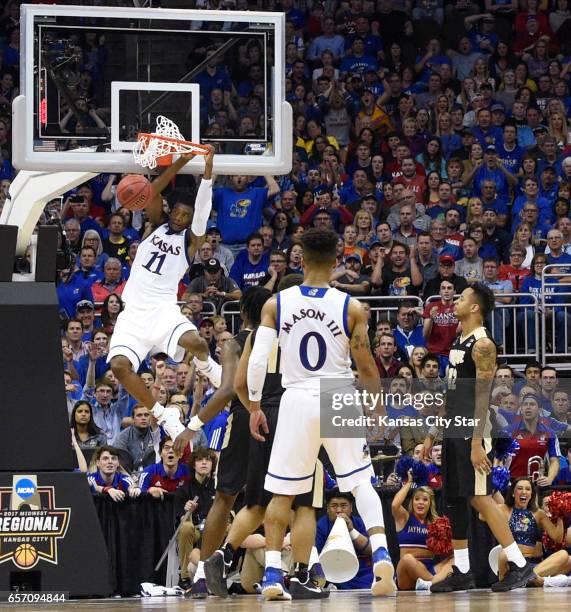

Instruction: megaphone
[318,517,359,583]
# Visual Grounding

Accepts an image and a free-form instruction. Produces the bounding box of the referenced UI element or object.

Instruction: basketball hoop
[133,115,210,169]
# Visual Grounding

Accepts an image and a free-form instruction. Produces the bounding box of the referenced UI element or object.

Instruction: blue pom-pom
[396,456,428,485]
[396,455,414,481]
[412,460,429,486]
[492,466,511,493]
[495,437,520,461]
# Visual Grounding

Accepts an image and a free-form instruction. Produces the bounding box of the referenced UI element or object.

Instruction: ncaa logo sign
[15,479,36,499]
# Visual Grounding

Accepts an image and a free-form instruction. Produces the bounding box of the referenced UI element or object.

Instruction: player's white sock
[453,548,470,573]
[308,546,319,569]
[265,550,281,571]
[194,561,205,582]
[370,533,388,551]
[193,356,222,388]
[352,482,385,531]
[151,402,164,420]
[503,542,526,568]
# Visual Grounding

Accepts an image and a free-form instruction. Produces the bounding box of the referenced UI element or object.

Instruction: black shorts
[441,436,493,499]
[216,407,250,496]
[244,403,324,509]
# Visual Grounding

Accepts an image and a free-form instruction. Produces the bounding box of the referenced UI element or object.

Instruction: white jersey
[276,285,353,388]
[121,223,190,307]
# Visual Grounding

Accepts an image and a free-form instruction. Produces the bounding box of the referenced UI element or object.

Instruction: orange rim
[137,133,210,155]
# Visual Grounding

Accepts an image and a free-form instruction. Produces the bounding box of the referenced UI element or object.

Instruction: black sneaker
[289,577,330,600]
[205,550,230,598]
[491,561,536,592]
[430,566,476,593]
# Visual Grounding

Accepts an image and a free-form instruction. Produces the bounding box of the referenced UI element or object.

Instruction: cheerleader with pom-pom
[391,469,453,590]
[486,478,571,587]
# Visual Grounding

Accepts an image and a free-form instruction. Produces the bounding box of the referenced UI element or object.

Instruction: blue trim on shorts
[109,345,141,370]
[167,321,194,356]
[342,294,351,338]
[276,292,281,332]
[267,471,314,482]
[336,462,372,479]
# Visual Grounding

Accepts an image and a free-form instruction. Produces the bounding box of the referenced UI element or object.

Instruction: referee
[424,283,535,592]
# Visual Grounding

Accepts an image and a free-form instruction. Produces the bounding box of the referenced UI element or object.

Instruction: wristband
[102,486,111,494]
[349,529,360,541]
[188,415,204,432]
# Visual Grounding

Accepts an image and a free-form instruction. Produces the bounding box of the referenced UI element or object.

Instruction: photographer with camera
[174,448,217,589]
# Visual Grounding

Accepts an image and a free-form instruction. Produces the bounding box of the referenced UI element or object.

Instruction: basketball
[14,543,38,568]
[116,175,152,211]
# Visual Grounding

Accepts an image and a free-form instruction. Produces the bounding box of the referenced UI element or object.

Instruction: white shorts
[107,302,197,371]
[265,387,374,495]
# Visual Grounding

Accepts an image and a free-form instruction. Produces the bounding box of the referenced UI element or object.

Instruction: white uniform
[107,223,197,370]
[265,285,374,495]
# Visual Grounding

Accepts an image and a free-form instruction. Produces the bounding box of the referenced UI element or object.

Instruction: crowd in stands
[2,0,571,594]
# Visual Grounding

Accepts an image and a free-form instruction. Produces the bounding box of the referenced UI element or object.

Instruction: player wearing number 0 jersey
[247,228,396,600]
[109,149,222,442]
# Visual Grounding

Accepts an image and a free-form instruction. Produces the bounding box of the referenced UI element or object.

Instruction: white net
[133,115,205,169]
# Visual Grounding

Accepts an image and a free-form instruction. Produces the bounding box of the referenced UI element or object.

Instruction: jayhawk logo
[229,198,252,219]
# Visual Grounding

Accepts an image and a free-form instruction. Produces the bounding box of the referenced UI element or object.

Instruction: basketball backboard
[13,4,291,175]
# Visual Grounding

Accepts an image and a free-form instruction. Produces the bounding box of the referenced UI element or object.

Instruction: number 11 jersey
[276,285,353,389]
[121,223,191,307]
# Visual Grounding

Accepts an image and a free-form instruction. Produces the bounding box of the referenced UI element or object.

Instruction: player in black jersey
[424,283,535,593]
[204,274,329,600]
[174,286,272,598]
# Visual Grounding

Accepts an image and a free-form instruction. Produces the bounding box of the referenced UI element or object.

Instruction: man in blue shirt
[195,54,233,104]
[472,147,517,216]
[472,109,503,148]
[315,491,374,590]
[213,175,279,254]
[546,229,571,267]
[497,121,523,175]
[139,437,190,496]
[393,302,426,359]
[340,38,379,77]
[229,232,270,291]
[87,446,141,501]
[306,15,345,62]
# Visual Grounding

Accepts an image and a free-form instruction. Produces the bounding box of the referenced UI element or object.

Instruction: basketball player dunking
[108,148,222,439]
[247,228,396,599]
[424,284,535,592]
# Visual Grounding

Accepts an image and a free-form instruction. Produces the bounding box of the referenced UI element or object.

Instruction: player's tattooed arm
[472,338,497,380]
[472,337,497,443]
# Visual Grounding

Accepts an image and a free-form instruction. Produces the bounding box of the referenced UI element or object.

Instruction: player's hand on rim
[470,444,492,475]
[249,408,269,442]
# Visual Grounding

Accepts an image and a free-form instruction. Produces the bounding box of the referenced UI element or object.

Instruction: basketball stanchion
[318,517,359,584]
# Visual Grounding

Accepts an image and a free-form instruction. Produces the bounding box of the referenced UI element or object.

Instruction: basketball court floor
[4,590,569,611]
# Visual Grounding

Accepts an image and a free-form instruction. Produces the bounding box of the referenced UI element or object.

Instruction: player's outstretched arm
[173,337,240,455]
[247,297,277,413]
[347,299,384,417]
[187,146,215,261]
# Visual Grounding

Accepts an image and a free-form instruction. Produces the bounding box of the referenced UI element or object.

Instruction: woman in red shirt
[498,245,531,292]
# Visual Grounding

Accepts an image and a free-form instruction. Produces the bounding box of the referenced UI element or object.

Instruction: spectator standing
[423,280,459,374]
